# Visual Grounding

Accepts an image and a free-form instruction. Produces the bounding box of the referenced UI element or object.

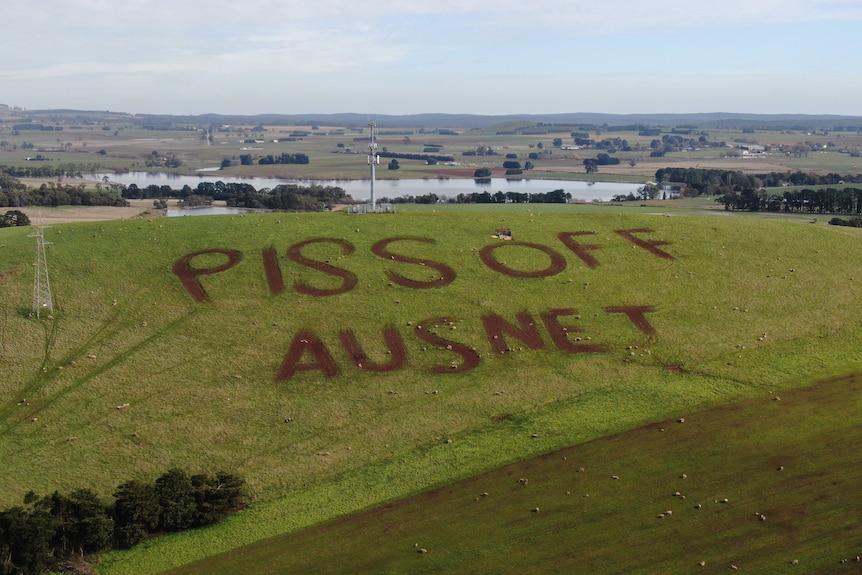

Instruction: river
[84,172,643,202]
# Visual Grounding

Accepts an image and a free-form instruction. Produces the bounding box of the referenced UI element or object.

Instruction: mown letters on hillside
[172,229,672,380]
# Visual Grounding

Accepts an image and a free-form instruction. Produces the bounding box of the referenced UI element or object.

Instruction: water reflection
[85,172,643,202]
[166,207,262,217]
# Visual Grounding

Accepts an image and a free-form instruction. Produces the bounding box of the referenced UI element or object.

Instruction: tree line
[123,181,351,212]
[654,168,862,196]
[256,152,309,165]
[717,186,862,214]
[646,167,862,214]
[452,189,571,204]
[1,164,104,179]
[0,469,245,575]
[0,183,129,208]
[377,151,454,164]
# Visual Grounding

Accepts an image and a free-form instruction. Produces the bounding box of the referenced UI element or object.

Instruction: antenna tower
[29,214,53,318]
[367,121,379,210]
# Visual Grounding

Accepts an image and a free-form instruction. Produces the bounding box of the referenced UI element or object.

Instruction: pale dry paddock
[15,200,162,225]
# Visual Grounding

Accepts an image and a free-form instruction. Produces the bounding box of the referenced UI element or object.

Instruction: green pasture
[2,207,862,573]
[165,374,862,575]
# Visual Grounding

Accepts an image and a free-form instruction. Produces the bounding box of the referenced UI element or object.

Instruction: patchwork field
[2,108,862,184]
[2,205,862,573]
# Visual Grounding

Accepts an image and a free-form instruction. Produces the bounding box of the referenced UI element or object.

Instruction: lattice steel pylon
[29,216,53,318]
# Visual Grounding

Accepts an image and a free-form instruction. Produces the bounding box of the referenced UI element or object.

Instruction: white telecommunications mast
[367,121,379,210]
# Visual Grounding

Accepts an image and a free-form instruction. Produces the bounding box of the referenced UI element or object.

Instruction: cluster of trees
[226,152,310,167]
[122,181,350,211]
[378,151,454,164]
[472,162,536,178]
[584,153,623,173]
[179,194,213,208]
[123,181,255,201]
[0,469,245,575]
[0,210,30,227]
[378,190,572,204]
[226,184,350,211]
[379,193,440,204]
[10,124,62,131]
[451,189,570,204]
[0,173,26,194]
[754,171,862,187]
[829,216,862,227]
[608,168,862,213]
[0,183,129,208]
[611,184,661,202]
[143,151,182,168]
[461,145,498,157]
[717,186,862,213]
[1,164,103,179]
[257,152,309,165]
[502,160,522,175]
[654,167,761,195]
[654,168,862,197]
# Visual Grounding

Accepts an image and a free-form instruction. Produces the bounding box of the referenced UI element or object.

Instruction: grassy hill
[2,206,862,573]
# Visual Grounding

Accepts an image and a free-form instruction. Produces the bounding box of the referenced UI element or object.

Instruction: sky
[2,0,862,117]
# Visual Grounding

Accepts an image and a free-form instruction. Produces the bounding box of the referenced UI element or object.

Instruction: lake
[166,206,262,217]
[84,172,644,202]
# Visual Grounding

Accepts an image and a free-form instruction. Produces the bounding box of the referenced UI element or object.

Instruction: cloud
[8,0,862,37]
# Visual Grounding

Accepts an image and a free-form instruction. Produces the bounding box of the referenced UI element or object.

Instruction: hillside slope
[2,208,862,573]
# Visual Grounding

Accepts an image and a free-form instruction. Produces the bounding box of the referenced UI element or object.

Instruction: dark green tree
[113,480,159,549]
[0,210,30,227]
[155,469,197,531]
[46,489,113,556]
[0,505,54,575]
[191,471,246,527]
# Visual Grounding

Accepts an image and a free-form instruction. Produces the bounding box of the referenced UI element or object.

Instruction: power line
[29,212,53,318]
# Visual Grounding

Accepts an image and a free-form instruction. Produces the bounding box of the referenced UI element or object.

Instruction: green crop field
[2,205,862,574]
[164,374,862,575]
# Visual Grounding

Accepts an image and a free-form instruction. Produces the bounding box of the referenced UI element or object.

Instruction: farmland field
[3,108,862,186]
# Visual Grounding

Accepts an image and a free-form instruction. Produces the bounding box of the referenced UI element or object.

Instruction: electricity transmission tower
[29,216,53,318]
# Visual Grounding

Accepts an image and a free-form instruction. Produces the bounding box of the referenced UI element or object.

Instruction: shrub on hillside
[0,210,30,227]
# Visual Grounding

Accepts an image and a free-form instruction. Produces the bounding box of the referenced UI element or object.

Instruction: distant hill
[7,108,862,131]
